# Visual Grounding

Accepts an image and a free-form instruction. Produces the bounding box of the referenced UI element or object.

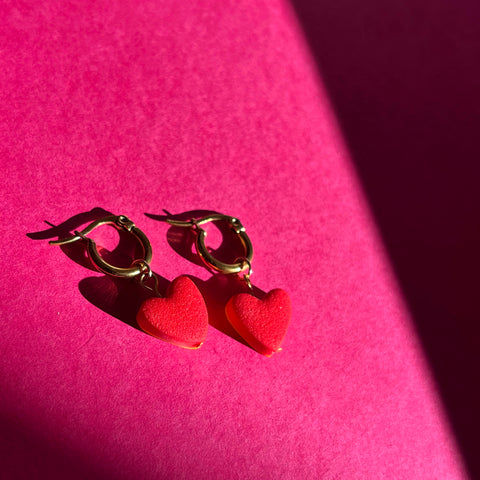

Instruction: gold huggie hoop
[167,214,253,274]
[50,215,153,279]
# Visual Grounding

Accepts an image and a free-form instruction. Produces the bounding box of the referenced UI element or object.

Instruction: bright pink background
[1,1,477,478]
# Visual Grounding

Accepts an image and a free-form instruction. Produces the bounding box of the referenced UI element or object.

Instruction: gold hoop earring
[168,214,291,356]
[51,214,208,349]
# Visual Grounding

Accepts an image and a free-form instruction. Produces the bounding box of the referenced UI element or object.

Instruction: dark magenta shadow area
[289,0,480,476]
[0,412,106,480]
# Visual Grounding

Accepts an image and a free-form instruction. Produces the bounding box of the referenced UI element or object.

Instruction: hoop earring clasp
[167,214,253,275]
[50,215,153,279]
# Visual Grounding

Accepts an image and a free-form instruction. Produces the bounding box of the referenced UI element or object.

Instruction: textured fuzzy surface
[226,289,291,356]
[137,276,208,349]
[0,0,476,478]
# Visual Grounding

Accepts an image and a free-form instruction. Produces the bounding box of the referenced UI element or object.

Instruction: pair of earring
[50,213,291,356]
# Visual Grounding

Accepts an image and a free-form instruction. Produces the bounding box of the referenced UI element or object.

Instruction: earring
[50,215,208,349]
[167,214,291,356]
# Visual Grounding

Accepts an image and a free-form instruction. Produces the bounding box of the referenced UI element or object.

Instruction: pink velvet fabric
[0,1,474,478]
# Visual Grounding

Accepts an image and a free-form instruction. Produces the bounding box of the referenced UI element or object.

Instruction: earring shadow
[79,274,170,331]
[27,207,112,240]
[145,209,217,267]
[27,207,115,270]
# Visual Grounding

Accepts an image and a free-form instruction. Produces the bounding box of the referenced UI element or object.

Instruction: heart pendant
[225,289,291,356]
[136,276,208,349]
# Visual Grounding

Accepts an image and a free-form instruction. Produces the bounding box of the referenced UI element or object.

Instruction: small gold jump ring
[237,257,253,290]
[131,259,152,277]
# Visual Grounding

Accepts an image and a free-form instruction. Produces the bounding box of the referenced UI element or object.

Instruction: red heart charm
[225,289,291,356]
[136,276,208,349]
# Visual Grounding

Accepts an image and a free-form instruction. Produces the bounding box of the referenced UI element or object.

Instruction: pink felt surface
[0,1,473,479]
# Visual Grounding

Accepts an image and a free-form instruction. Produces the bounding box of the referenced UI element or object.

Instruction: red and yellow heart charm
[225,288,291,357]
[136,276,208,349]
